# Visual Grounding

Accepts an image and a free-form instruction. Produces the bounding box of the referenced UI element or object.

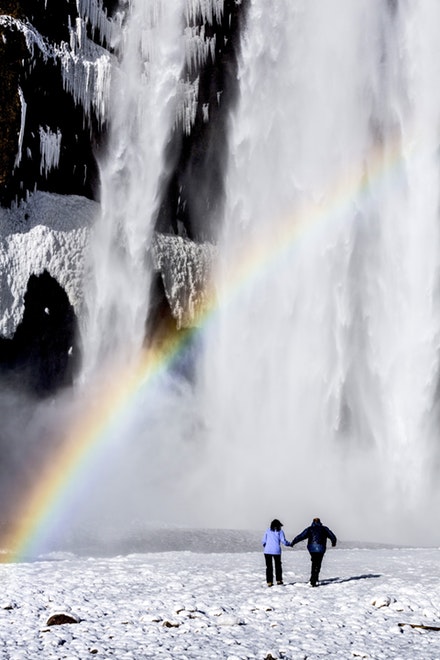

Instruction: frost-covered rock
[0,192,95,338]
[151,232,217,329]
[0,192,216,339]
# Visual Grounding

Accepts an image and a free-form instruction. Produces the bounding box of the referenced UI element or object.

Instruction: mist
[3,0,440,556]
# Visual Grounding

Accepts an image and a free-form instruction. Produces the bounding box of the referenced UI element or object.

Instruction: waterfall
[75,0,440,546]
[194,0,440,544]
[81,1,185,376]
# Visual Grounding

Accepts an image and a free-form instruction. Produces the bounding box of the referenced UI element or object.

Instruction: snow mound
[0,192,216,338]
[0,192,96,337]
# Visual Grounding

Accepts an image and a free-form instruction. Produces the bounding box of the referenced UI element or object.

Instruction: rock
[46,612,81,626]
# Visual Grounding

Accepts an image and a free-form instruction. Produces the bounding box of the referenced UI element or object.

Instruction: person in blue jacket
[291,517,337,586]
[262,519,291,586]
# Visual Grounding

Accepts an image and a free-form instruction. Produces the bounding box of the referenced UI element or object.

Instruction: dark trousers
[309,551,324,585]
[264,553,282,584]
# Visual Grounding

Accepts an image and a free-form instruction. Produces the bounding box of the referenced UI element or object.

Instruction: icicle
[0,16,53,62]
[0,15,113,128]
[178,1,223,135]
[14,87,27,169]
[186,0,224,26]
[176,77,200,135]
[75,0,116,46]
[39,126,62,176]
[184,25,216,72]
[60,16,113,127]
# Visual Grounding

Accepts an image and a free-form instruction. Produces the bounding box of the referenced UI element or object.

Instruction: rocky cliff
[0,0,246,394]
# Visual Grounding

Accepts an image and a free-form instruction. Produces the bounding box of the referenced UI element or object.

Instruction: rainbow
[1,322,197,562]
[0,136,409,562]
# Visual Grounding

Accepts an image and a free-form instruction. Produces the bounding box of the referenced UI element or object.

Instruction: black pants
[264,553,282,584]
[309,551,324,585]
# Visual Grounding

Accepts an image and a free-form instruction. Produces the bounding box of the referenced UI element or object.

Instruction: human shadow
[319,574,381,586]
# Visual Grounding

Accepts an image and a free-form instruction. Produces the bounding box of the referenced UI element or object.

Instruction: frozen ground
[0,539,439,659]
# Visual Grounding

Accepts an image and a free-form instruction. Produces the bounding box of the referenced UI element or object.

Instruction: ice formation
[184,25,216,73]
[0,193,96,338]
[14,88,27,170]
[0,15,113,128]
[186,0,225,26]
[39,127,62,176]
[176,77,200,135]
[152,233,217,329]
[62,16,113,126]
[0,189,215,340]
[76,0,116,46]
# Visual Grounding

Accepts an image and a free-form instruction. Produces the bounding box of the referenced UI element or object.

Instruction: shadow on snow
[319,573,382,585]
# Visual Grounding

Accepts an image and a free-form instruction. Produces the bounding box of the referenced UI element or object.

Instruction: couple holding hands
[262,517,337,587]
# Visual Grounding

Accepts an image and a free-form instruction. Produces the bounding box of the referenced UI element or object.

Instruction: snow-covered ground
[0,542,439,659]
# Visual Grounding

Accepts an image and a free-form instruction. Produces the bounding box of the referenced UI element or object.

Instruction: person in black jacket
[291,517,337,586]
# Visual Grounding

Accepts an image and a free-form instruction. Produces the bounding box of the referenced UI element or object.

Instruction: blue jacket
[262,529,290,555]
[291,521,337,554]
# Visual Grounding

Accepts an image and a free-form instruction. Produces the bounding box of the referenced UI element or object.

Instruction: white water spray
[76,1,440,546]
[193,0,440,544]
[82,1,185,375]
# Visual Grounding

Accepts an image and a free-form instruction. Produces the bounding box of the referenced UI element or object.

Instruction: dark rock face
[0,0,113,206]
[0,271,79,395]
[149,0,249,359]
[0,2,25,193]
[155,0,248,242]
[0,1,113,394]
[0,1,249,394]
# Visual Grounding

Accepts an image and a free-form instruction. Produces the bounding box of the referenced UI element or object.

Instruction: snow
[0,539,439,659]
[0,192,215,338]
[151,232,216,329]
[0,192,96,338]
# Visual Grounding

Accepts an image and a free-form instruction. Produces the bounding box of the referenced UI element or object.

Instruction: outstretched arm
[291,527,309,547]
[326,527,337,547]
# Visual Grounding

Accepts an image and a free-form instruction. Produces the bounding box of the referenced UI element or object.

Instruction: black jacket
[292,520,337,553]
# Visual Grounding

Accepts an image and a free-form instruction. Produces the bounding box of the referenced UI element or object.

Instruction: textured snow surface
[0,546,439,659]
[152,233,216,328]
[0,192,215,337]
[0,192,96,338]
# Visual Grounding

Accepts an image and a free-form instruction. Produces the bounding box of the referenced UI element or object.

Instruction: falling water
[76,1,440,546]
[193,0,440,544]
[81,1,184,376]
